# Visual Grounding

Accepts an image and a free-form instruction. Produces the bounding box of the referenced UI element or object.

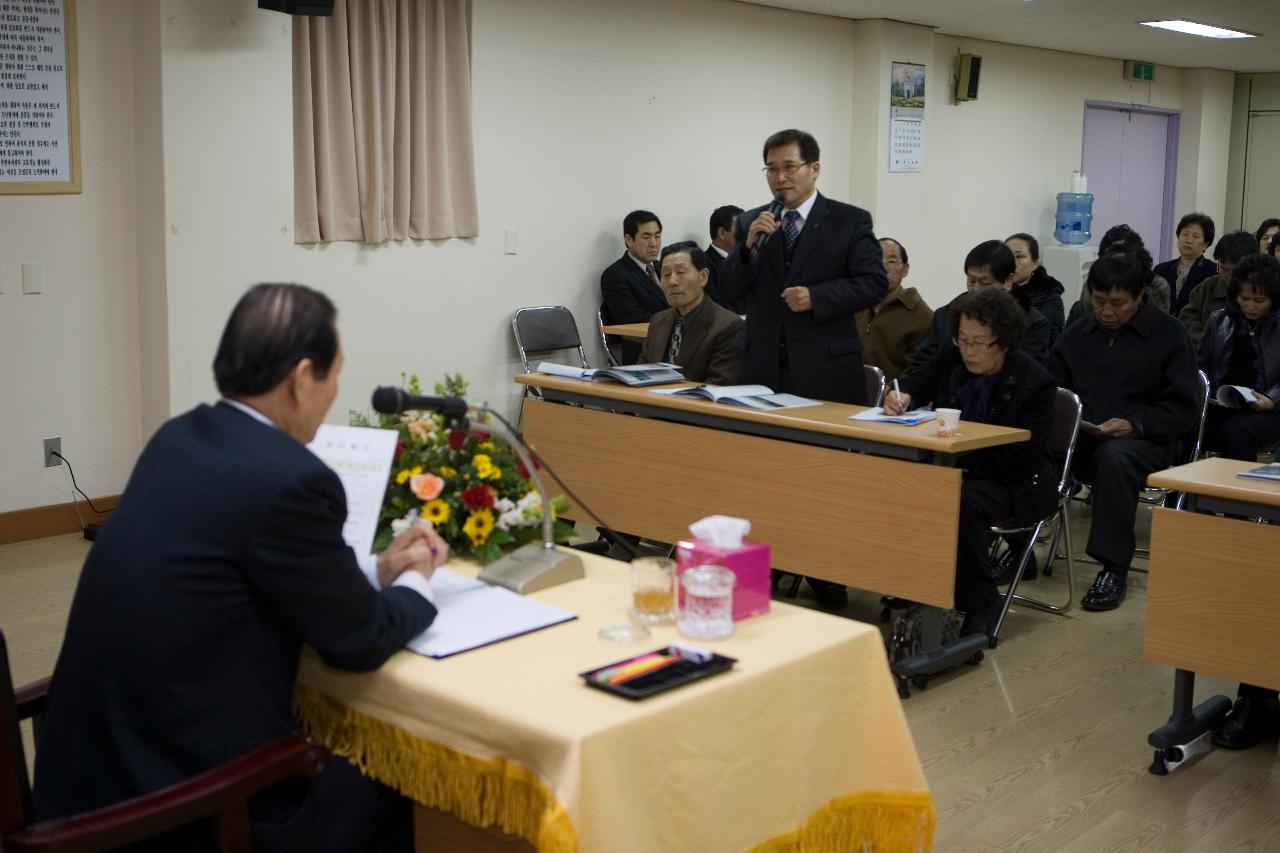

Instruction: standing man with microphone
[722,129,886,404]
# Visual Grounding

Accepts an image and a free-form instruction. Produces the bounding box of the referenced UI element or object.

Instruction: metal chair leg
[1011,503,1076,615]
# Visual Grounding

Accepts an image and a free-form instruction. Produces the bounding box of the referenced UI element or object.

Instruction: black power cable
[51,450,113,516]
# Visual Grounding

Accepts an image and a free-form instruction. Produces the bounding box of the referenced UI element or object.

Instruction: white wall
[155,0,858,429]
[0,2,142,514]
[0,0,1241,515]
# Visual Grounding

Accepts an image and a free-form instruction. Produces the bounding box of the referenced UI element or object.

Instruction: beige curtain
[293,0,478,244]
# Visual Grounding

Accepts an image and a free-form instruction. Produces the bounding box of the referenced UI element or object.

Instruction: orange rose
[410,472,445,501]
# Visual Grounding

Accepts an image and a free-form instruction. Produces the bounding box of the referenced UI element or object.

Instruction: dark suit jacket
[1155,255,1217,318]
[34,402,437,821]
[600,252,667,363]
[721,193,886,403]
[906,294,1052,373]
[639,297,744,384]
[703,243,746,314]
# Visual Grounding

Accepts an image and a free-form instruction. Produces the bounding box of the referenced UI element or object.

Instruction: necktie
[783,210,801,251]
[669,319,683,361]
[646,262,659,285]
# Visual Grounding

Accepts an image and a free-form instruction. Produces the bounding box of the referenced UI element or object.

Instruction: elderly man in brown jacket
[854,237,933,382]
[640,241,744,384]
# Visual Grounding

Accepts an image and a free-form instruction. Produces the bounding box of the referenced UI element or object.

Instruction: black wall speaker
[258,0,335,16]
[956,54,982,102]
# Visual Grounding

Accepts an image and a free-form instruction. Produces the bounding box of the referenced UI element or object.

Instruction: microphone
[749,195,786,262]
[371,386,469,421]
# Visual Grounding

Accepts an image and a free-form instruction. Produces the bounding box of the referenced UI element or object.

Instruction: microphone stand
[456,407,584,594]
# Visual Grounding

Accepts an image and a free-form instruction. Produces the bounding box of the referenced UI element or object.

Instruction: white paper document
[849,407,937,425]
[408,569,577,658]
[307,423,399,556]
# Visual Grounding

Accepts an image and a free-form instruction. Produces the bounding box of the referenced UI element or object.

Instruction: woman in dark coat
[1198,253,1280,461]
[886,288,1058,638]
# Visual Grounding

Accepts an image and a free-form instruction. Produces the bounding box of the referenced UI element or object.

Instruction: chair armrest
[13,677,49,722]
[7,734,330,853]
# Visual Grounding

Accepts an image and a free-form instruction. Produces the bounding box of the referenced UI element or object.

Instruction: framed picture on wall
[0,0,81,195]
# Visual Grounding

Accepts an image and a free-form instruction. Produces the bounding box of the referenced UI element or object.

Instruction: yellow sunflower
[463,508,495,546]
[422,499,450,525]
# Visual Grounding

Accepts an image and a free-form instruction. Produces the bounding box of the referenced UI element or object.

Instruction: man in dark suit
[704,204,745,314]
[33,283,447,852]
[721,129,886,405]
[640,241,743,384]
[721,129,886,610]
[600,209,666,363]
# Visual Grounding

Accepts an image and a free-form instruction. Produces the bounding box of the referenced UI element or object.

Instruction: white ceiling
[736,0,1276,73]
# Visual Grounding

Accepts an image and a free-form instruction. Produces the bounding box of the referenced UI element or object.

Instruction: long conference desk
[295,550,935,853]
[1143,458,1280,774]
[514,373,1030,693]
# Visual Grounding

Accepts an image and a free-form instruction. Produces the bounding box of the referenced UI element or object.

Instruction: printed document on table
[408,569,577,658]
[307,424,399,556]
[849,407,937,425]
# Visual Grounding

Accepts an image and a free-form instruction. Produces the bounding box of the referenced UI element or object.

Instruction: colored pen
[592,651,665,684]
[608,654,680,685]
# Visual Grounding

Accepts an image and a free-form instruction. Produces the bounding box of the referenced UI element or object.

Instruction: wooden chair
[1,629,330,852]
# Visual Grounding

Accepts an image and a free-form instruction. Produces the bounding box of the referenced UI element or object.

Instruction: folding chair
[988,387,1083,644]
[1131,369,1211,565]
[511,306,591,420]
[597,304,620,367]
[864,364,886,408]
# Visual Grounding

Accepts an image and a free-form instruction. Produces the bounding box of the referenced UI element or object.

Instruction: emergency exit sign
[1125,60,1155,81]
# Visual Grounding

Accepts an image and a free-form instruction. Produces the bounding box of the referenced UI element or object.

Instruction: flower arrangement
[353,373,575,562]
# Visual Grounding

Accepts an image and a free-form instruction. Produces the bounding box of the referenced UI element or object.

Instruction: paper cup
[936,408,961,437]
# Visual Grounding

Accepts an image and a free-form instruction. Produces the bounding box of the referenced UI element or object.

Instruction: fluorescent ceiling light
[1140,20,1255,39]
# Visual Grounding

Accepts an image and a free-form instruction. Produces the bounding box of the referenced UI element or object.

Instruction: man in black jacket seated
[907,240,1051,371]
[600,209,667,363]
[887,288,1057,638]
[1051,253,1200,611]
[34,283,448,852]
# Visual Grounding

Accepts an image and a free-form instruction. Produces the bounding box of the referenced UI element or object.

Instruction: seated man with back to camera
[33,283,447,852]
[640,241,743,384]
[1051,252,1199,612]
[885,288,1057,639]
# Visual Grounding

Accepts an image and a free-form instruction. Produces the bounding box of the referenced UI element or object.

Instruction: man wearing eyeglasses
[721,128,886,406]
[721,129,886,611]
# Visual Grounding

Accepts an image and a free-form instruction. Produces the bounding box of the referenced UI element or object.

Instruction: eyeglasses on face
[953,336,999,351]
[762,162,809,178]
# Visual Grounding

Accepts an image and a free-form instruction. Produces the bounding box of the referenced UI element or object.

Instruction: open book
[651,384,821,410]
[1237,463,1280,483]
[536,361,683,387]
[1209,385,1259,409]
[407,569,577,658]
[849,407,937,425]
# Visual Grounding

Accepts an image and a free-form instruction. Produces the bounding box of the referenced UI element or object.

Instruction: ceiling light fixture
[1140,20,1255,39]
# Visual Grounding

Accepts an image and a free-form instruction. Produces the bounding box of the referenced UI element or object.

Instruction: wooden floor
[3,504,1278,852]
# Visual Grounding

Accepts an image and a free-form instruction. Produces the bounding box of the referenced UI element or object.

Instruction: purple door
[1082,104,1178,261]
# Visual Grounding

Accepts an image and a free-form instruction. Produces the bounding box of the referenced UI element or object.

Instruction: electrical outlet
[43,437,62,467]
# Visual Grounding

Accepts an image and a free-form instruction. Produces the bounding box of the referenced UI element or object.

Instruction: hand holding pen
[884,378,911,416]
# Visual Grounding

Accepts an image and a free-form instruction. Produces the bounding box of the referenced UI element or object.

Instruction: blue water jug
[1054,192,1093,245]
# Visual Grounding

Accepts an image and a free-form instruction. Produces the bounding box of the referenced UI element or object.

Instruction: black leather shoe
[808,578,849,611]
[1081,569,1126,611]
[960,598,1002,640]
[992,550,1038,585]
[1213,695,1280,750]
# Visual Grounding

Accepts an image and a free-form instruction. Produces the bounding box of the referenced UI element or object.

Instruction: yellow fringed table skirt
[295,551,934,853]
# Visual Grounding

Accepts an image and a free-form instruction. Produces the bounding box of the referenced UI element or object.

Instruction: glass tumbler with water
[677,565,736,639]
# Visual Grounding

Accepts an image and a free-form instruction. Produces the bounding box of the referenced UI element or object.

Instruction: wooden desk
[295,551,935,853]
[1142,458,1280,774]
[600,322,649,339]
[515,373,1029,607]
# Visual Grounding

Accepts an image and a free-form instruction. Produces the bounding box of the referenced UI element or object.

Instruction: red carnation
[448,429,467,450]
[461,485,494,509]
[517,462,529,479]
[473,430,490,441]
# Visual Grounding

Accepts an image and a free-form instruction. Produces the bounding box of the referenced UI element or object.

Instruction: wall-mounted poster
[890,61,924,174]
[0,0,80,194]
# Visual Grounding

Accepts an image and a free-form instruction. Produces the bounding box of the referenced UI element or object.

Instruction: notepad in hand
[1237,463,1280,483]
[536,361,683,387]
[849,407,937,425]
[651,384,821,409]
[1209,385,1259,409]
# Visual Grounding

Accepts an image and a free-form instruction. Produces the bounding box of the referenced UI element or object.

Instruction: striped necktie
[783,210,801,251]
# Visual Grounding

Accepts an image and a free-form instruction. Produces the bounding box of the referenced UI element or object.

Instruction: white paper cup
[936,408,961,437]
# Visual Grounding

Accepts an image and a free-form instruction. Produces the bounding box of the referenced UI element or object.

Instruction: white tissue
[689,515,751,549]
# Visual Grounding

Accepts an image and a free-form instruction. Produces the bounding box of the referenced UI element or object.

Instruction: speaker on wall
[258,0,335,15]
[956,53,982,102]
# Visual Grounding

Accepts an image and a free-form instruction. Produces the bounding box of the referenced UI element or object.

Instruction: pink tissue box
[675,538,771,621]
